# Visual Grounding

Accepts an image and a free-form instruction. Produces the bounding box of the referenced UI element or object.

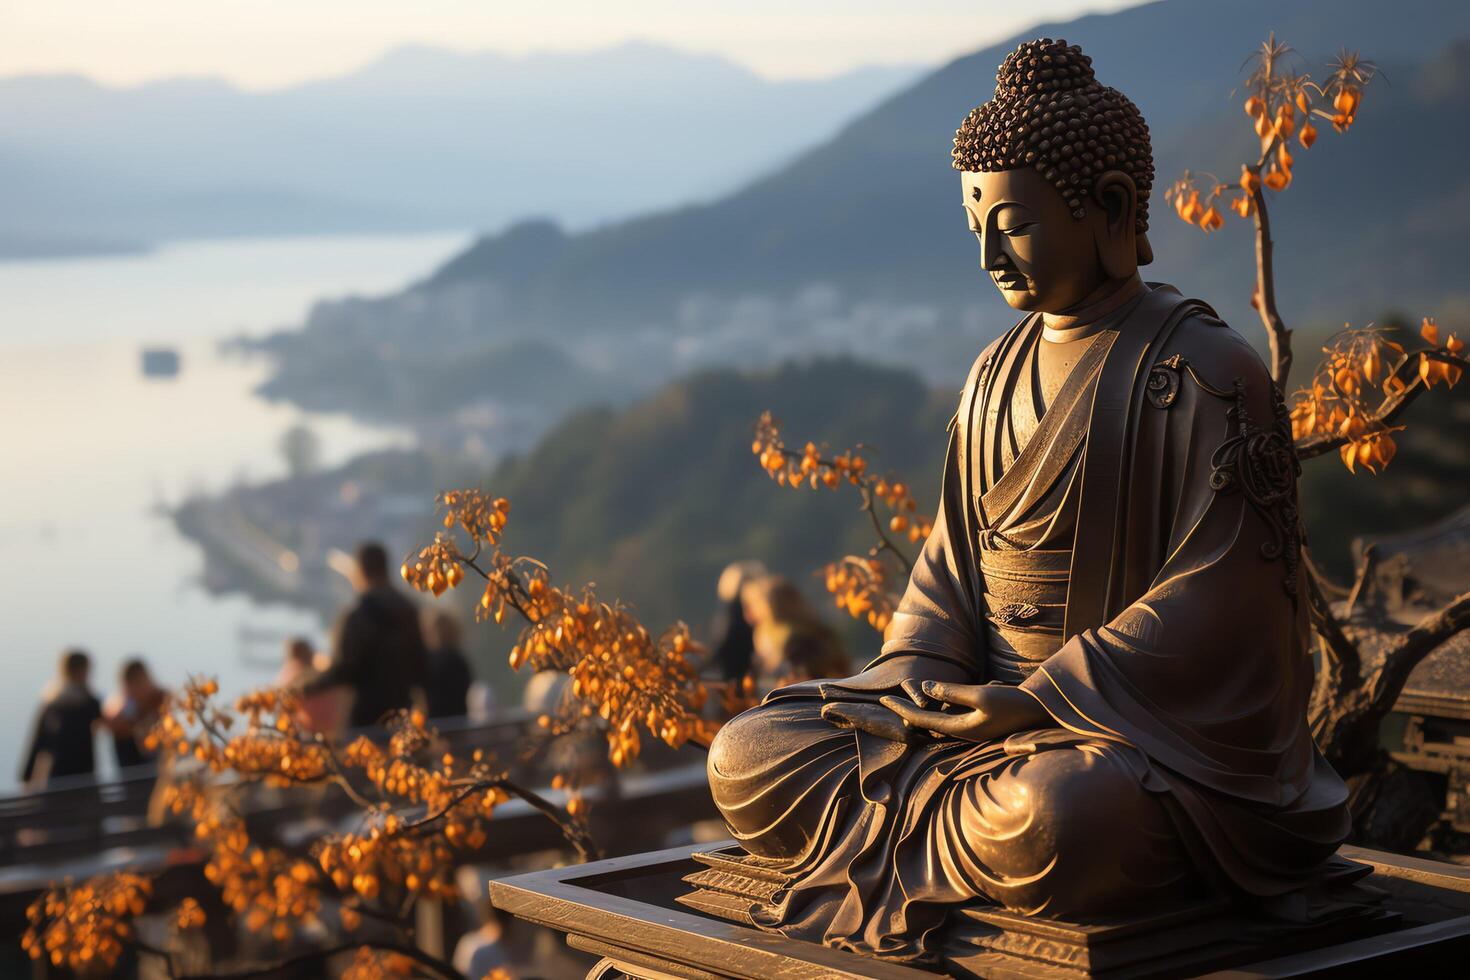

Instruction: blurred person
[423,608,475,719]
[275,636,343,736]
[453,900,516,979]
[466,680,498,723]
[521,669,568,716]
[741,576,849,693]
[306,542,427,728]
[104,657,167,771]
[20,649,104,788]
[708,560,766,681]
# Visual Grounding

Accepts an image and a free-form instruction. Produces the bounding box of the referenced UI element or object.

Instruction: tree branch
[491,777,603,862]
[1248,175,1293,388]
[1362,590,1470,720]
[1294,350,1470,459]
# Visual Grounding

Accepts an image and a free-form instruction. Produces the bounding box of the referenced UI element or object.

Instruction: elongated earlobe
[1092,171,1140,279]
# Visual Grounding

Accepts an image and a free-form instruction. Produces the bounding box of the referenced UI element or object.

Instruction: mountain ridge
[0,42,922,251]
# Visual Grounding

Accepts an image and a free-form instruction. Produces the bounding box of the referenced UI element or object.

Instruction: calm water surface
[0,233,469,784]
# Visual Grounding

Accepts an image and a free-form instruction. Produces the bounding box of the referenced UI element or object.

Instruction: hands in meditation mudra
[706,38,1350,962]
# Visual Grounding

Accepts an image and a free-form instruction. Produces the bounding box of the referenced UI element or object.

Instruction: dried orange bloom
[343,946,416,980]
[1174,38,1375,232]
[22,872,151,972]
[1418,317,1465,389]
[175,897,207,930]
[753,412,935,634]
[1290,321,1462,472]
[1165,176,1234,232]
[405,491,715,764]
[825,557,899,633]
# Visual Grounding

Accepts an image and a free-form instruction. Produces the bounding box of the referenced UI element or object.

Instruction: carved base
[677,844,1397,976]
[490,842,1470,979]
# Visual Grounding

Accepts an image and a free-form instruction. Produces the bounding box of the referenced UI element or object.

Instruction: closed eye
[999,222,1037,237]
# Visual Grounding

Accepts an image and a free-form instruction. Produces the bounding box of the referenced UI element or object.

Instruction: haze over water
[0,232,467,785]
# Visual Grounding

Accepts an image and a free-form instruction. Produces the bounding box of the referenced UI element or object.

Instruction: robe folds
[706,283,1350,961]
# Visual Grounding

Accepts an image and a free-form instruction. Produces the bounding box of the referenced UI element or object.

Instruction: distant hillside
[413,0,1470,335]
[254,0,1470,436]
[0,43,919,250]
[485,359,950,633]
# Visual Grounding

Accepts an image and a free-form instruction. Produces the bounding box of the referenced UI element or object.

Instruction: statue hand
[878,682,1050,743]
[820,701,920,744]
[815,655,972,704]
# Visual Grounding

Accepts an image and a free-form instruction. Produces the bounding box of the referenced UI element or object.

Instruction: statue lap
[708,692,1196,920]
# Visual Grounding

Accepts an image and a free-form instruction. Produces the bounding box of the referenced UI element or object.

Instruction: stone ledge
[489,842,1470,979]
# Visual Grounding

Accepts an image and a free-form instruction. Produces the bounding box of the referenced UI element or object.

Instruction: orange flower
[1200,205,1224,232]
[1299,121,1317,148]
[1243,95,1266,117]
[1177,189,1203,224]
[1263,166,1291,191]
[1239,165,1261,195]
[1230,193,1254,218]
[1273,105,1296,139]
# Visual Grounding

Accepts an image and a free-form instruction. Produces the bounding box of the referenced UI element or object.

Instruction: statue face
[961,168,1110,314]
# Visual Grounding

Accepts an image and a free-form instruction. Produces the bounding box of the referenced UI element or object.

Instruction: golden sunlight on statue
[705,37,1349,961]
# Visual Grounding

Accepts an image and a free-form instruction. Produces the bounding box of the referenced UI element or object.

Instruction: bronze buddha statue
[706,38,1349,961]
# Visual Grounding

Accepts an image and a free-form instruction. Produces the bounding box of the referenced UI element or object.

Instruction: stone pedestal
[490,842,1470,978]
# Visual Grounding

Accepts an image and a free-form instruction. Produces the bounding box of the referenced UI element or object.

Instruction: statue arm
[764,418,983,721]
[801,419,985,706]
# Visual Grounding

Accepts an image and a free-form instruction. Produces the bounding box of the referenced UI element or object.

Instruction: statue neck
[1043,275,1145,340]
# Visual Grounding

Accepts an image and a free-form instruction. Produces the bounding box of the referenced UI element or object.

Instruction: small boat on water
[140,346,181,378]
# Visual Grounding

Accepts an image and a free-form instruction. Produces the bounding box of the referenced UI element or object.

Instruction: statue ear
[1091,171,1140,279]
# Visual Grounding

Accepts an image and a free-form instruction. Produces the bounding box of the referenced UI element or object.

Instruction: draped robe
[706,283,1350,961]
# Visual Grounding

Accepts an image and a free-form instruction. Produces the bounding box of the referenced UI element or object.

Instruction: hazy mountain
[420,0,1470,328]
[252,0,1470,433]
[0,43,920,251]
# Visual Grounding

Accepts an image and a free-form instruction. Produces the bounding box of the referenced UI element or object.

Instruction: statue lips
[992,272,1029,291]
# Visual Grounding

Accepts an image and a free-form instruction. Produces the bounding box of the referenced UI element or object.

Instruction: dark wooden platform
[490,842,1470,978]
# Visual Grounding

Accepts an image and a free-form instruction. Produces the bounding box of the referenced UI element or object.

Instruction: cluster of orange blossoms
[165,782,324,943]
[404,490,717,766]
[23,873,151,972]
[752,412,931,630]
[29,675,550,971]
[751,413,934,545]
[825,557,898,634]
[340,948,508,980]
[1290,318,1464,473]
[1165,42,1370,234]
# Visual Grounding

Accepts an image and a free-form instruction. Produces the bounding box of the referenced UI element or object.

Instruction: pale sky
[2,0,1146,89]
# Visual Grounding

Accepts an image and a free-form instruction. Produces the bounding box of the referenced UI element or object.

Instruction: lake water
[0,232,470,785]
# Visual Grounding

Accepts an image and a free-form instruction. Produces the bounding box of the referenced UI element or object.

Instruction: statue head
[953,38,1155,313]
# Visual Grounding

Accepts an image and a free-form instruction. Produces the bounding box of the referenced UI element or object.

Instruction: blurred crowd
[12,546,854,979]
[17,541,488,791]
[18,546,856,791]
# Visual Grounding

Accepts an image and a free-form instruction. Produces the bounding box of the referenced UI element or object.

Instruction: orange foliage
[1289,320,1464,473]
[403,489,717,765]
[1167,37,1375,236]
[752,412,932,633]
[22,873,150,972]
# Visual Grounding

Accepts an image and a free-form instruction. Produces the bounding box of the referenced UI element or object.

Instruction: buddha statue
[706,38,1350,962]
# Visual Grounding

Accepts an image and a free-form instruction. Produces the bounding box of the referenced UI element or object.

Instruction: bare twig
[858,484,916,574]
[1247,176,1293,387]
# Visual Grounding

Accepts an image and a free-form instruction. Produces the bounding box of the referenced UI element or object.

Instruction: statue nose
[985,240,1014,272]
